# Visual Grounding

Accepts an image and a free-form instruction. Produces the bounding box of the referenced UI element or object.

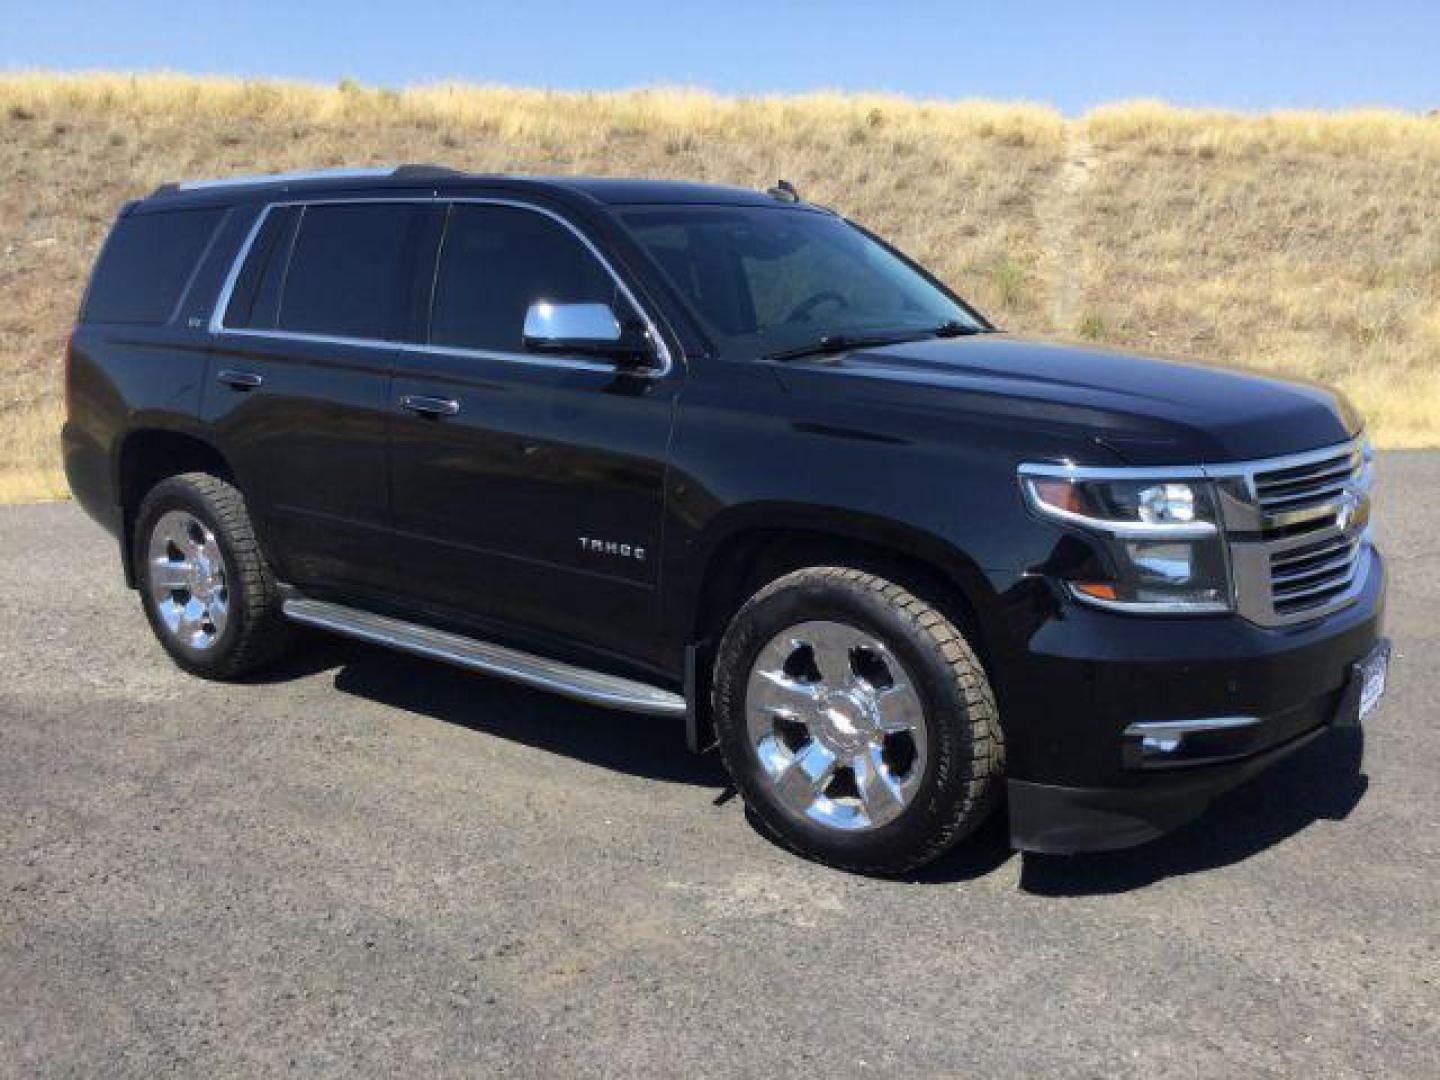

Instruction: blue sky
[4,0,1439,114]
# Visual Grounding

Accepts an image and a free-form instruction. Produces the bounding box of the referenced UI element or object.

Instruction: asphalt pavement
[1,453,1436,1078]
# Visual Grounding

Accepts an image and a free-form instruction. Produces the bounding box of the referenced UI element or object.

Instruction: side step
[282,598,687,718]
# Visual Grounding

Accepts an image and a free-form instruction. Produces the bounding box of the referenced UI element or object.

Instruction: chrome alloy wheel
[146,510,230,651]
[745,620,928,831]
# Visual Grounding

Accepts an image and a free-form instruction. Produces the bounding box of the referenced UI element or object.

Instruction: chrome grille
[1252,444,1362,516]
[1268,530,1363,616]
[1217,437,1373,627]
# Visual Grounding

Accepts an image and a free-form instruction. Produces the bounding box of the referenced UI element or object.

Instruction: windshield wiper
[929,319,986,338]
[766,321,987,361]
[765,330,930,362]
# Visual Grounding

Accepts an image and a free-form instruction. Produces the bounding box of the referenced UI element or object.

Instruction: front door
[387,202,678,666]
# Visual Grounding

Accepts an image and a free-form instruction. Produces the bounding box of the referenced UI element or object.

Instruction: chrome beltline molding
[207,195,676,378]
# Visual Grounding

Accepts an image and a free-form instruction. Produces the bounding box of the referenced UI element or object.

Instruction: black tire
[712,566,1004,874]
[133,472,295,679]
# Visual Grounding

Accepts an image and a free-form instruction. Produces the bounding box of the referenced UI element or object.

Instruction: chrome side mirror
[522,301,652,362]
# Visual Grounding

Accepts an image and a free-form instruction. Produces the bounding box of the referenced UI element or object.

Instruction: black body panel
[201,332,399,593]
[769,335,1360,464]
[62,169,1385,853]
[388,349,676,664]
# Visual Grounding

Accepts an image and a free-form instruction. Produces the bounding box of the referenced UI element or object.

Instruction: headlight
[1019,469,1233,613]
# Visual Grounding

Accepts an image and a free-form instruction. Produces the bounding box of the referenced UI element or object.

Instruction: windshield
[617,205,985,355]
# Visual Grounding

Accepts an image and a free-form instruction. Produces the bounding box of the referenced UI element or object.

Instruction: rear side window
[429,204,624,353]
[222,206,301,330]
[277,204,420,340]
[83,207,224,324]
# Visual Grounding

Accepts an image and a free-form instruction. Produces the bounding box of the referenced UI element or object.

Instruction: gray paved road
[2,454,1437,1078]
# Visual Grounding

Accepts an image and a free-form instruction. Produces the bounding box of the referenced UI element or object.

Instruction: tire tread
[135,472,293,679]
[713,565,1004,874]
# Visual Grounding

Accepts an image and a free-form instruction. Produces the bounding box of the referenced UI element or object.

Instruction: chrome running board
[282,598,687,717]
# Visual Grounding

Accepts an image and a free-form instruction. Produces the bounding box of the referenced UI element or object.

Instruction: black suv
[63,166,1388,873]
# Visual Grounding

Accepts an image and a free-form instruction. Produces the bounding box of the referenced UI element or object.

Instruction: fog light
[1123,716,1262,768]
[1141,734,1183,755]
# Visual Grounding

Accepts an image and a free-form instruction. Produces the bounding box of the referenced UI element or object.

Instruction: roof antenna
[767,179,801,203]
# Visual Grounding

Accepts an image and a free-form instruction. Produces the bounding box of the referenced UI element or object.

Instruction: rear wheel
[133,472,294,679]
[712,566,1003,874]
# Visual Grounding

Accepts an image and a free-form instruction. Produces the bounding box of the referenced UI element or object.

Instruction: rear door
[204,200,437,594]
[388,201,680,664]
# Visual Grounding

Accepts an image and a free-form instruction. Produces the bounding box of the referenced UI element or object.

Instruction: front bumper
[1001,547,1386,853]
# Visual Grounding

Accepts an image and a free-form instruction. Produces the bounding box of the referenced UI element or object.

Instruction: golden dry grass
[1,73,1436,502]
[1074,101,1440,447]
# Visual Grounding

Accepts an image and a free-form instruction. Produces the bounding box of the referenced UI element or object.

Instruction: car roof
[140,165,791,211]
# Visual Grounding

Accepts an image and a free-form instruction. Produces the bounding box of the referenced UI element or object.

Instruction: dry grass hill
[3,73,1438,501]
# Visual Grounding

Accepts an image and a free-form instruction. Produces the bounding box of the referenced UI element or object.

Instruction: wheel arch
[115,428,235,588]
[676,505,1004,753]
[684,506,997,645]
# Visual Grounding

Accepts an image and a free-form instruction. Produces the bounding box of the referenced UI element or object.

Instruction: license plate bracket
[1357,641,1390,722]
[1336,639,1390,728]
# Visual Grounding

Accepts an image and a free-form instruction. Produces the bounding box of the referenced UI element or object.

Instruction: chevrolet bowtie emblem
[1335,490,1358,533]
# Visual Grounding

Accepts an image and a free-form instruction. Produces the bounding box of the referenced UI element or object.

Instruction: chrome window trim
[208,196,675,378]
[398,340,620,375]
[208,204,277,336]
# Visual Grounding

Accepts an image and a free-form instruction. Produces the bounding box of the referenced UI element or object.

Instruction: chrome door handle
[400,394,461,418]
[217,369,263,390]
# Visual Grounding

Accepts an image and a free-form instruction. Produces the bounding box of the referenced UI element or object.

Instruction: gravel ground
[2,453,1436,1078]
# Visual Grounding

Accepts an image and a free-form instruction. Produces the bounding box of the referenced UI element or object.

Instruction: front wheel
[712,567,1004,874]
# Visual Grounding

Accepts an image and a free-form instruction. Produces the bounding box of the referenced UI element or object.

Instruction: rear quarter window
[83,207,225,325]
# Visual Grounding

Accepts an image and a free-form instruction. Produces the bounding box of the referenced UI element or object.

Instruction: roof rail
[149,164,463,197]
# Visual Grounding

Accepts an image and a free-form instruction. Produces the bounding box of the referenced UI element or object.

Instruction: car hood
[772,334,1361,464]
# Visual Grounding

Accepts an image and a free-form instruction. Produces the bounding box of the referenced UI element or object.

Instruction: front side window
[277,203,420,340]
[619,205,983,355]
[429,204,625,353]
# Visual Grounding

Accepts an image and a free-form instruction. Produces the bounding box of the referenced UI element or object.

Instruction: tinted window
[430,205,623,352]
[619,206,981,354]
[278,204,419,339]
[84,207,224,324]
[223,206,301,330]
